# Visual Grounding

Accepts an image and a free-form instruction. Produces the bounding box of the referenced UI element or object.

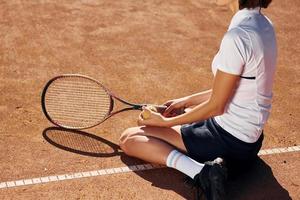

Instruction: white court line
[0,145,299,190]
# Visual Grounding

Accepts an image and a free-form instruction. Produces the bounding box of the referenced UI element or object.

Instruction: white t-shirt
[212,7,277,143]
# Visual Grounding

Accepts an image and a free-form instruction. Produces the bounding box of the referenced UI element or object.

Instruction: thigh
[120,125,187,153]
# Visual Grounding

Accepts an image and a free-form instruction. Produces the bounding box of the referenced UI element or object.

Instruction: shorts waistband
[209,118,264,147]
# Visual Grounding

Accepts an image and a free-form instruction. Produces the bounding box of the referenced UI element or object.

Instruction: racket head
[41,74,113,130]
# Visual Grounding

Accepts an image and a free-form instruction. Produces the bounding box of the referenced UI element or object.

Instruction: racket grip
[156,105,186,116]
[148,105,185,115]
[154,105,167,114]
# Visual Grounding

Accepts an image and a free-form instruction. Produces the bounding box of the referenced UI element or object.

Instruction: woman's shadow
[121,155,292,200]
[41,128,291,200]
[226,157,292,200]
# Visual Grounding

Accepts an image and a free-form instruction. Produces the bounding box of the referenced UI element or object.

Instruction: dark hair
[239,0,272,9]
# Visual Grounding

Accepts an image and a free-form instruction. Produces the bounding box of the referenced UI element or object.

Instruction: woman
[119,0,276,199]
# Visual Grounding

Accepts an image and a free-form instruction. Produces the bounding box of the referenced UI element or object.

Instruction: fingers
[141,107,152,120]
[163,100,173,107]
[163,105,187,117]
[137,113,144,126]
[163,106,173,117]
[162,100,176,116]
[164,103,179,117]
[155,105,167,114]
[138,107,171,127]
[138,107,154,125]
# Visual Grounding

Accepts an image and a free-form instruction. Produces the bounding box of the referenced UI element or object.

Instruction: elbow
[215,106,225,116]
[209,101,226,116]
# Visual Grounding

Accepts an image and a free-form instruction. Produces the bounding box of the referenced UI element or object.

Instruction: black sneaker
[185,157,228,200]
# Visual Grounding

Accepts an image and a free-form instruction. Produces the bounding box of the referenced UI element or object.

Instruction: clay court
[0,0,299,199]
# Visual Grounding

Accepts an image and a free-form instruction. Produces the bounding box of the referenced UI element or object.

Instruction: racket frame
[41,74,162,130]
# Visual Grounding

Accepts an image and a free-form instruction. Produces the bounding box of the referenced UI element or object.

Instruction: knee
[119,127,141,154]
[119,127,138,144]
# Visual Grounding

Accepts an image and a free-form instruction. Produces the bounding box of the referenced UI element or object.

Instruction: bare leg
[120,134,174,164]
[119,125,187,164]
[119,126,228,200]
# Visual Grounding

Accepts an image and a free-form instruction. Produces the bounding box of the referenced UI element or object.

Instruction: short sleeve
[214,29,246,75]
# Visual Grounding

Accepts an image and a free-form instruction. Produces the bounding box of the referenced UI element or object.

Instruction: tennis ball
[141,109,151,120]
[147,105,158,112]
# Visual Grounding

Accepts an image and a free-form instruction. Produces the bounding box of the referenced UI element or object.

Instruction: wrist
[184,96,193,108]
[165,116,179,127]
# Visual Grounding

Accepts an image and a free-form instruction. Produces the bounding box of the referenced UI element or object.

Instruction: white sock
[166,149,204,179]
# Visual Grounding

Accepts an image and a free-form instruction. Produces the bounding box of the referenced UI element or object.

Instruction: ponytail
[239,0,272,9]
[261,0,272,8]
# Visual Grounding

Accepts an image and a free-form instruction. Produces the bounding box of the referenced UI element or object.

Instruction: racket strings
[44,76,111,129]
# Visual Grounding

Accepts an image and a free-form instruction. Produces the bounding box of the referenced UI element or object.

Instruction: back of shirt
[212,8,277,143]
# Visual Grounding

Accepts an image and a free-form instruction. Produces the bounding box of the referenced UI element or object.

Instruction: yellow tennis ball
[141,109,151,119]
[147,105,157,112]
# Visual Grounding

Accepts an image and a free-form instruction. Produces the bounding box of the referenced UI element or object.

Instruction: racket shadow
[42,127,122,157]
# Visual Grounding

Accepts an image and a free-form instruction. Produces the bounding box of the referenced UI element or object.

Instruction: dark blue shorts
[181,118,264,164]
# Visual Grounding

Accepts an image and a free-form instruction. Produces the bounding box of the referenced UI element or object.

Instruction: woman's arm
[163,89,212,117]
[168,70,239,126]
[138,69,240,127]
[184,89,212,107]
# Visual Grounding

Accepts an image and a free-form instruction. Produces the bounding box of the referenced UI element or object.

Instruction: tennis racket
[41,74,167,130]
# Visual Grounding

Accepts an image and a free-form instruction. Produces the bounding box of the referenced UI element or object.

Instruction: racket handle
[155,105,167,114]
[146,105,185,115]
[155,105,185,115]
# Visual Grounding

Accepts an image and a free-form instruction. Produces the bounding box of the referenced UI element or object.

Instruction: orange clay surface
[0,0,299,199]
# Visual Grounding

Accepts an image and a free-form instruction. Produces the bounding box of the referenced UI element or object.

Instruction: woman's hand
[163,97,188,117]
[138,107,172,127]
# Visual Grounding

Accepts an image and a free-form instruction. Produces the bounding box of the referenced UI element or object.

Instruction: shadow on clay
[121,155,292,200]
[121,155,194,200]
[42,127,123,157]
[42,128,292,200]
[226,158,292,200]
